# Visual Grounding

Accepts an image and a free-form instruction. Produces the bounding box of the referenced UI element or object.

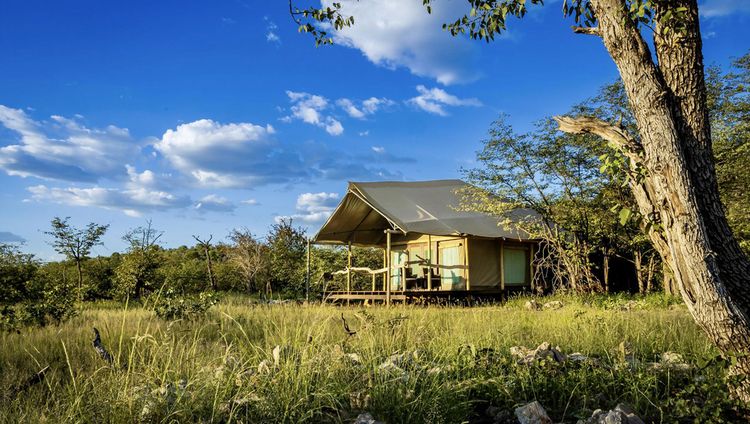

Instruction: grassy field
[0,295,744,423]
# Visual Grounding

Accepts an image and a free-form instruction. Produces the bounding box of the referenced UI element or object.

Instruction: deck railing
[323,261,469,300]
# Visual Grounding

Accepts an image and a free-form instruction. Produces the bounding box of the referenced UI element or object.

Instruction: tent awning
[313,180,538,246]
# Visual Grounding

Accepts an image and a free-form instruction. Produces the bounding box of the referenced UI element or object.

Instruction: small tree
[114,220,163,298]
[228,228,270,294]
[0,243,38,305]
[192,235,217,290]
[267,218,307,297]
[45,217,109,300]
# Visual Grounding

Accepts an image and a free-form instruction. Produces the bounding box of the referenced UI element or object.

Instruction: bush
[1,265,78,330]
[150,289,219,320]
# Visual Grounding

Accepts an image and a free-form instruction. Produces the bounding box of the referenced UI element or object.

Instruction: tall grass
[0,296,741,423]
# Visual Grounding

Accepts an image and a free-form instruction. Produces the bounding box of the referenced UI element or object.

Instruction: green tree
[44,217,109,300]
[0,243,38,305]
[84,254,121,299]
[464,114,646,293]
[710,53,750,254]
[114,221,163,299]
[267,218,307,297]
[0,245,78,329]
[158,246,209,294]
[294,0,750,398]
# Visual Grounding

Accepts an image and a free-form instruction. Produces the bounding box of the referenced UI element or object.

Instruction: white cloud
[155,118,311,188]
[336,97,394,118]
[194,194,236,213]
[407,85,481,116]
[241,198,259,205]
[321,0,481,85]
[359,130,370,136]
[276,192,340,224]
[125,165,164,190]
[371,146,385,154]
[27,184,191,217]
[265,17,281,43]
[0,105,138,182]
[700,0,750,17]
[284,91,344,135]
[325,118,344,136]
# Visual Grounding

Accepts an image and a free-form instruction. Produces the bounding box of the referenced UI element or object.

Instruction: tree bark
[635,250,644,294]
[204,245,216,290]
[560,0,750,401]
[76,260,83,301]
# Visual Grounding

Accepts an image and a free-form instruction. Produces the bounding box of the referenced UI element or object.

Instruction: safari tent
[312,179,540,304]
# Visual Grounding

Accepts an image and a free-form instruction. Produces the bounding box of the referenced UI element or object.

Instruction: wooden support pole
[382,248,387,291]
[347,242,352,306]
[463,237,470,291]
[371,273,376,291]
[500,239,505,293]
[427,235,432,290]
[386,230,392,306]
[306,238,311,302]
[529,243,535,292]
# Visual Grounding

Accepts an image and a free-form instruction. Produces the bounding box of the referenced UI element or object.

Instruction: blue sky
[1,0,748,259]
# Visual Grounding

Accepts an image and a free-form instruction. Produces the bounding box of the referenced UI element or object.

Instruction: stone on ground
[514,401,552,424]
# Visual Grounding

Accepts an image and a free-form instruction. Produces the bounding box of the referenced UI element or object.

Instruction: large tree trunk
[559,0,750,401]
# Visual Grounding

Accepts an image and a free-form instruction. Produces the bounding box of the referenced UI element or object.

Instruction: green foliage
[1,261,78,330]
[710,52,750,254]
[289,2,355,46]
[464,113,646,291]
[0,243,38,304]
[151,289,220,320]
[82,254,121,299]
[0,246,79,330]
[44,216,109,299]
[44,217,109,262]
[291,0,693,47]
[159,252,209,294]
[114,249,163,299]
[267,218,308,296]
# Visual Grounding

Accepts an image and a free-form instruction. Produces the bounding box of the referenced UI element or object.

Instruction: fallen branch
[93,327,114,365]
[10,365,50,397]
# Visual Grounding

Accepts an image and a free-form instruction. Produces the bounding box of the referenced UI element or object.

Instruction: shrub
[150,289,219,320]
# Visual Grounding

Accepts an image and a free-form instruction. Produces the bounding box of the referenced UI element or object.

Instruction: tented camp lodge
[312,180,539,304]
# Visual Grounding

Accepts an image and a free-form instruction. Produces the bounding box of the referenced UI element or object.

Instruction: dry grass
[0,295,741,423]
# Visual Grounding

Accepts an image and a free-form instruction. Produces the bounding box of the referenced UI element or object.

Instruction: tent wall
[468,238,502,289]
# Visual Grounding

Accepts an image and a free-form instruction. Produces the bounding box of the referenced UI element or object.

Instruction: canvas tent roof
[313,179,538,246]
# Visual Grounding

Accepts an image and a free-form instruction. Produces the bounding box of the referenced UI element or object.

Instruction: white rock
[515,401,552,424]
[353,412,383,424]
[543,300,564,310]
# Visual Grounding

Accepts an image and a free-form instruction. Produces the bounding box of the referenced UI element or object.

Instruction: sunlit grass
[0,295,740,423]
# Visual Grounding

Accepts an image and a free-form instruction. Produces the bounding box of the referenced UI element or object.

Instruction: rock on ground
[543,300,564,310]
[514,401,552,424]
[524,300,542,310]
[353,412,383,424]
[510,342,566,365]
[577,404,645,424]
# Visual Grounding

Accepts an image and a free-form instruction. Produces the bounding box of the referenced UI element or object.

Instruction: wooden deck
[324,289,505,304]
